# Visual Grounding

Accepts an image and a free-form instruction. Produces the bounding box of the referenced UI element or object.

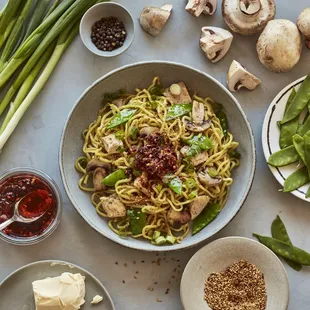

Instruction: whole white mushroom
[297,8,310,49]
[256,19,302,73]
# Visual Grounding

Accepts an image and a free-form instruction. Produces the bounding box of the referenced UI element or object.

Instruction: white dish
[262,76,309,202]
[0,260,115,310]
[180,237,289,310]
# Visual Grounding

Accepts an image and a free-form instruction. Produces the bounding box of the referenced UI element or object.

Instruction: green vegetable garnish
[184,135,213,157]
[128,209,146,235]
[166,235,176,244]
[208,168,218,178]
[188,190,197,199]
[217,110,228,137]
[229,150,241,160]
[155,183,163,192]
[130,126,139,140]
[166,104,192,121]
[102,169,127,187]
[168,177,182,195]
[106,109,137,130]
[185,178,196,189]
[115,130,125,140]
[155,236,166,245]
[152,230,161,240]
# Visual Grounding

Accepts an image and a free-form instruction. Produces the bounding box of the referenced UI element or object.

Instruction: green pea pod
[168,177,182,195]
[306,186,310,198]
[285,88,297,113]
[106,109,137,129]
[298,115,310,136]
[229,150,241,159]
[216,110,228,137]
[127,209,146,235]
[130,126,139,140]
[166,104,192,121]
[304,135,310,179]
[192,203,221,235]
[253,234,310,266]
[283,166,309,192]
[268,145,299,167]
[271,216,302,271]
[292,134,306,164]
[102,169,127,186]
[282,75,310,124]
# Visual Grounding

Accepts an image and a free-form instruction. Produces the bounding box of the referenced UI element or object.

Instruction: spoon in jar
[0,189,52,231]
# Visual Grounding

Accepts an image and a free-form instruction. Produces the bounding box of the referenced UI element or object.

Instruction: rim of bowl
[59,61,256,252]
[79,2,135,58]
[180,236,290,309]
[0,259,116,310]
[0,167,63,246]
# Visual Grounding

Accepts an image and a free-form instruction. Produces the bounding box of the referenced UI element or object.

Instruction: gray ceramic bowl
[80,2,135,57]
[59,61,256,252]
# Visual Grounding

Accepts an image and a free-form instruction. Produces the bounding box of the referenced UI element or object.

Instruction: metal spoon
[0,191,47,231]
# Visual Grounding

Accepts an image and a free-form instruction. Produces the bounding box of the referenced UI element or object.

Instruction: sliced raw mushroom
[186,0,217,17]
[86,159,111,173]
[139,126,159,138]
[202,0,217,15]
[297,8,310,49]
[200,27,233,63]
[256,20,302,72]
[185,119,212,132]
[198,167,222,186]
[140,4,173,36]
[167,208,191,228]
[189,195,210,219]
[134,172,151,197]
[192,100,205,124]
[227,60,261,92]
[93,168,107,192]
[222,0,276,35]
[101,195,126,218]
[112,98,126,108]
[180,146,209,166]
[163,82,192,104]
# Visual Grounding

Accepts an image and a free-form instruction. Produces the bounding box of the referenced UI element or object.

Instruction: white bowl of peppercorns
[80,2,135,57]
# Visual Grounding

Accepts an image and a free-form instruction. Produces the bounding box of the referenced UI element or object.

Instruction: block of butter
[32,272,86,310]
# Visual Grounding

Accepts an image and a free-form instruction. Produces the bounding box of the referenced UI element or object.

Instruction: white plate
[180,237,289,310]
[0,260,115,310]
[262,76,310,202]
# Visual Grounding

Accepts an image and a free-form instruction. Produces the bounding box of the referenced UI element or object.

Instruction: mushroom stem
[239,0,261,15]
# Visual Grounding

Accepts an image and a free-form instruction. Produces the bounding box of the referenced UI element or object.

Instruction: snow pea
[106,109,137,129]
[298,114,310,136]
[282,75,310,124]
[253,234,310,266]
[292,134,306,164]
[283,166,309,192]
[166,103,192,121]
[127,209,146,235]
[168,177,182,195]
[267,145,299,167]
[304,136,310,177]
[192,202,221,235]
[102,169,127,186]
[285,88,297,113]
[271,215,302,271]
[185,135,213,157]
[217,110,228,137]
[306,186,310,198]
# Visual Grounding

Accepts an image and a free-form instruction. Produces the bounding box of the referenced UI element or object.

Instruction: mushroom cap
[200,26,233,63]
[222,0,276,35]
[297,8,310,49]
[256,19,302,73]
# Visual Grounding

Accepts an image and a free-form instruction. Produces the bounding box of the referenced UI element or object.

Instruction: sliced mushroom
[102,133,123,154]
[180,146,209,166]
[101,195,126,218]
[227,60,261,92]
[185,119,212,132]
[202,0,217,15]
[163,82,192,104]
[134,172,151,197]
[192,100,205,124]
[186,0,217,17]
[139,126,159,138]
[222,0,276,35]
[140,4,173,37]
[257,20,302,73]
[198,167,222,186]
[189,195,210,219]
[167,208,191,228]
[93,168,107,192]
[86,159,111,173]
[112,98,126,108]
[297,8,310,49]
[200,27,233,63]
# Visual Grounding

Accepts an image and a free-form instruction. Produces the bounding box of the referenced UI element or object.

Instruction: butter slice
[32,272,85,310]
[91,295,103,304]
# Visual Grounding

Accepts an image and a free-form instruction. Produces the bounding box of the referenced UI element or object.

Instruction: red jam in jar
[0,174,57,238]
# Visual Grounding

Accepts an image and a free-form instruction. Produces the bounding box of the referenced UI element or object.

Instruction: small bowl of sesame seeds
[80,2,135,57]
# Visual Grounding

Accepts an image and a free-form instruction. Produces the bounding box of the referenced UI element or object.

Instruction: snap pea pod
[304,135,310,179]
[253,233,310,266]
[279,89,298,148]
[127,209,146,235]
[292,134,306,164]
[192,203,221,235]
[102,169,127,186]
[166,103,192,121]
[268,145,299,167]
[282,75,310,124]
[216,110,228,137]
[271,216,302,271]
[297,114,310,136]
[168,177,182,195]
[106,109,137,129]
[306,186,310,198]
[283,166,309,192]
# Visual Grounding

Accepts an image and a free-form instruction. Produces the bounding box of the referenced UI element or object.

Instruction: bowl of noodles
[59,61,255,251]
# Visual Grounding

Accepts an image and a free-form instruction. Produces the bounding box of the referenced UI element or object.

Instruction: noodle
[75,77,240,244]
